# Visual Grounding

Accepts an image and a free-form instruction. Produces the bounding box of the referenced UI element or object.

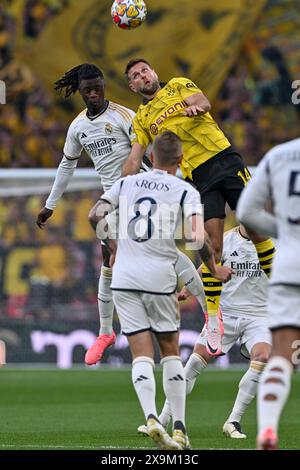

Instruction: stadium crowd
[0,0,300,169]
[0,191,101,319]
[0,0,299,319]
[0,190,202,320]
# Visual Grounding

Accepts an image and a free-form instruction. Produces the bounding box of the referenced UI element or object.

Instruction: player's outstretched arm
[183,91,211,117]
[89,199,116,267]
[88,199,113,231]
[122,142,145,176]
[200,232,233,283]
[184,214,232,282]
[36,155,78,229]
[36,207,53,229]
[237,158,277,238]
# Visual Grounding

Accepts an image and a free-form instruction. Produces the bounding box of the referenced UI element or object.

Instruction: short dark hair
[124,58,152,79]
[54,64,104,98]
[152,131,182,166]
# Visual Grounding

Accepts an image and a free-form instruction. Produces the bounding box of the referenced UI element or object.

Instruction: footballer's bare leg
[156,332,190,449]
[85,244,116,365]
[224,342,271,439]
[202,217,224,356]
[243,227,275,279]
[128,331,181,450]
[158,343,210,430]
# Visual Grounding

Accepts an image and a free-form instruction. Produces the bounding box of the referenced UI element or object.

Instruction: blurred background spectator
[0,0,300,321]
[0,0,300,168]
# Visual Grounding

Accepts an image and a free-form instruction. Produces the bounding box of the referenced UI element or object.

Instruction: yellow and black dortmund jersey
[132,77,231,179]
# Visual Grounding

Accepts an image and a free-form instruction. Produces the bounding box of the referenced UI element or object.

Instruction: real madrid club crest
[105,123,113,134]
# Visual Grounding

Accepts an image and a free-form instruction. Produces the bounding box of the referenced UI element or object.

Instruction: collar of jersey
[238,227,250,241]
[142,82,166,104]
[152,169,168,174]
[86,100,109,120]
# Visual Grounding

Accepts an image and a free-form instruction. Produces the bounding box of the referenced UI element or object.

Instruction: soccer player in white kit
[90,131,232,450]
[36,64,206,366]
[237,138,300,450]
[138,224,271,439]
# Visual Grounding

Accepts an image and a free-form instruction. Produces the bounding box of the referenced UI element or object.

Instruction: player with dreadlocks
[36,63,209,366]
[36,63,135,364]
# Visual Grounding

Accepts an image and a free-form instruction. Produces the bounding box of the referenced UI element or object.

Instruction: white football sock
[161,356,186,427]
[185,352,208,395]
[158,400,172,428]
[132,356,157,420]
[175,251,206,310]
[227,361,265,423]
[98,266,114,335]
[257,356,293,434]
[158,352,207,426]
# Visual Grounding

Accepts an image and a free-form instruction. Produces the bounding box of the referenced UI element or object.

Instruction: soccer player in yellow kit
[122,58,275,356]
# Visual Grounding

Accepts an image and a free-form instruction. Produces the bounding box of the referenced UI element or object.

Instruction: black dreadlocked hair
[54,64,104,98]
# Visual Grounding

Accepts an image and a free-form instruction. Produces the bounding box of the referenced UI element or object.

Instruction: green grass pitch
[0,369,299,450]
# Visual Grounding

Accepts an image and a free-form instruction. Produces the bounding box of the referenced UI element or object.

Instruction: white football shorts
[268,284,300,330]
[112,290,180,335]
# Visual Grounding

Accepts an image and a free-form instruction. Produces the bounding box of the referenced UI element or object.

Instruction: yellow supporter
[73,195,95,241]
[34,244,68,283]
[0,145,12,166]
[25,134,41,160]
[50,198,70,226]
[0,200,9,226]
[1,222,31,246]
[0,31,9,48]
[40,146,55,167]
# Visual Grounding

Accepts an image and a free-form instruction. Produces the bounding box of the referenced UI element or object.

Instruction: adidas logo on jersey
[80,132,87,138]
[230,251,239,256]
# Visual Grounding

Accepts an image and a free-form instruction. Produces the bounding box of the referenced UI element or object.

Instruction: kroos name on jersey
[135,179,170,191]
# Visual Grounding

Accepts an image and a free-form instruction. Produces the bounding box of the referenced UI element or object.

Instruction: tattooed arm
[200,232,233,283]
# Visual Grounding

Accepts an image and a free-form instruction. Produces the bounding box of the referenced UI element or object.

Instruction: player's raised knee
[252,352,270,363]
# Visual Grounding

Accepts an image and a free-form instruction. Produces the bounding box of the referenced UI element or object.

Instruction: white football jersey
[102,169,202,293]
[220,227,268,317]
[237,138,300,286]
[63,101,135,191]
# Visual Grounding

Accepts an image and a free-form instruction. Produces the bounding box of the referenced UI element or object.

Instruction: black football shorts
[185,146,251,222]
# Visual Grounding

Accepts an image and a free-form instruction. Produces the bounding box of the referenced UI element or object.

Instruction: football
[111,0,147,30]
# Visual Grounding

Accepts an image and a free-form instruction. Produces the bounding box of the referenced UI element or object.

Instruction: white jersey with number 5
[237,137,300,285]
[102,169,202,294]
